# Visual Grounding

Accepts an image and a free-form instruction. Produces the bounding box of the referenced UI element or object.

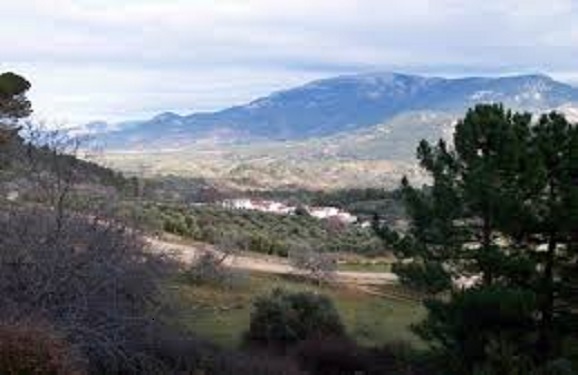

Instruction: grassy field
[174,272,425,349]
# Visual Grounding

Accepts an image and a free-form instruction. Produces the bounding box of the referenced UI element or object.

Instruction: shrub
[244,289,345,350]
[148,330,304,375]
[293,337,431,375]
[293,336,369,375]
[293,338,429,375]
[0,320,86,375]
[0,209,178,374]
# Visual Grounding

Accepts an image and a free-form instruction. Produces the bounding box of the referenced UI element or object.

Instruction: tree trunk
[482,212,494,286]
[539,180,558,363]
[538,230,556,363]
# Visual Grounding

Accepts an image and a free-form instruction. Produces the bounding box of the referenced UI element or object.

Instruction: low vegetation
[138,203,385,257]
[0,320,86,375]
[0,208,181,373]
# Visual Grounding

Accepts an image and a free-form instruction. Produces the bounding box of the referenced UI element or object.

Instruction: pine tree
[522,112,578,361]
[383,104,578,372]
[0,72,32,143]
[389,104,534,294]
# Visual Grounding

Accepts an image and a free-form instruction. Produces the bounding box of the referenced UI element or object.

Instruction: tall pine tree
[523,112,578,361]
[383,104,578,373]
[389,104,534,293]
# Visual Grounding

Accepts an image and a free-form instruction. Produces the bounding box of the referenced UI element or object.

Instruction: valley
[96,111,454,189]
[2,68,578,375]
[5,0,578,372]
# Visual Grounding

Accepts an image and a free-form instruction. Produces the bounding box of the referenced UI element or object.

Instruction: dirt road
[147,238,398,286]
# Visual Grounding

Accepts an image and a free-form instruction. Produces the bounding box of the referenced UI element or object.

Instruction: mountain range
[93,72,578,149]
[93,72,578,189]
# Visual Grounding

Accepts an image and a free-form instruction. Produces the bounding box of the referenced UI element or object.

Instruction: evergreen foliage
[245,289,345,349]
[382,104,578,373]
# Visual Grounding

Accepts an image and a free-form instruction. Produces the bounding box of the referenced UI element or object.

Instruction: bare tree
[289,244,336,285]
[212,231,244,265]
[17,122,90,232]
[185,232,246,288]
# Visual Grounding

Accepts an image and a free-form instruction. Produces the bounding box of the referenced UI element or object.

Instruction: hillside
[0,132,134,207]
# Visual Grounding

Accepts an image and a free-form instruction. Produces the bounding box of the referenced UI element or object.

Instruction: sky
[1,0,578,126]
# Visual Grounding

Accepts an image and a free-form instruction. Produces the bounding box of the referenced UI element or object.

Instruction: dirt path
[147,238,398,286]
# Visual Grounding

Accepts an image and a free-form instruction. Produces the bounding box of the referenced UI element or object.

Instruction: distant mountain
[93,72,578,149]
[92,72,578,189]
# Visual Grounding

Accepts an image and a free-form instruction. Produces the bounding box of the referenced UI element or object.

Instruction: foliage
[0,123,135,211]
[145,330,305,375]
[293,336,369,375]
[415,286,538,375]
[0,320,86,375]
[146,203,383,257]
[383,104,578,374]
[0,208,181,374]
[0,72,32,141]
[245,288,345,349]
[293,337,427,375]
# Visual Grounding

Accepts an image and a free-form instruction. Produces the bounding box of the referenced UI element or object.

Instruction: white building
[308,206,357,224]
[220,199,357,225]
[221,199,295,215]
[308,206,340,219]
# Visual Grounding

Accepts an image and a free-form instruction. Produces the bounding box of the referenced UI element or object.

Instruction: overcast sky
[2,0,577,125]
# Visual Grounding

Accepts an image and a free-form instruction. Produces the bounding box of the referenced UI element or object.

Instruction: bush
[293,337,426,375]
[0,320,86,375]
[293,336,369,375]
[146,330,304,375]
[0,209,179,374]
[244,289,345,350]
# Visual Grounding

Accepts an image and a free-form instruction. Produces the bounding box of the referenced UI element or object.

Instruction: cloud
[1,0,577,124]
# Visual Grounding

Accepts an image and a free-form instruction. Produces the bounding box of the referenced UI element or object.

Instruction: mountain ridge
[91,71,578,150]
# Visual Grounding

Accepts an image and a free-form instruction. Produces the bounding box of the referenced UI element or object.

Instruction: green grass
[175,273,425,349]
